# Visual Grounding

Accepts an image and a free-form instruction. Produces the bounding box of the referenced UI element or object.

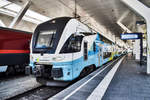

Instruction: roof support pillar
[121,0,150,74]
[9,0,31,28]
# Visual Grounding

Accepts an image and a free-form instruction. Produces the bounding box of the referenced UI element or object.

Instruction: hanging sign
[121,33,143,40]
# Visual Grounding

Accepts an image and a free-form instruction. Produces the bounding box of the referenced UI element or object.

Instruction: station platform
[49,54,150,100]
[103,54,150,100]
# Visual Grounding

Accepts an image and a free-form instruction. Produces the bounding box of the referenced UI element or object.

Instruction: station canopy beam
[117,10,132,33]
[9,0,31,28]
[0,20,6,27]
[121,0,150,74]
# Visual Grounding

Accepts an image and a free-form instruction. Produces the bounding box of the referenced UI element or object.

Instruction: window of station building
[60,34,83,53]
[103,52,111,59]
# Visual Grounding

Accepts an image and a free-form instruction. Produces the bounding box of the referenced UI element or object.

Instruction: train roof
[0,26,32,34]
[37,17,116,45]
[39,17,72,25]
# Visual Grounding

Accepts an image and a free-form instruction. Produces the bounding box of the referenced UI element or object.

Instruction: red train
[0,27,32,74]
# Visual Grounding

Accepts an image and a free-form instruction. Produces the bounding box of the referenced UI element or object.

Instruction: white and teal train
[26,17,126,85]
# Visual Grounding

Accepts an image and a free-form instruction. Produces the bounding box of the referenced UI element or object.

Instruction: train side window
[93,42,96,52]
[99,48,102,53]
[84,42,88,60]
[103,52,111,59]
[60,35,83,53]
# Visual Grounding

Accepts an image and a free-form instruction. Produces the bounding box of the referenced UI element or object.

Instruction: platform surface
[103,54,150,100]
[0,76,41,100]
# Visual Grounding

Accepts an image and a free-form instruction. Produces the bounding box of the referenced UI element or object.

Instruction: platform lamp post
[121,0,150,74]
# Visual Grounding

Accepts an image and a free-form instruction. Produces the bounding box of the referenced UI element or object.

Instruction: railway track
[7,86,65,100]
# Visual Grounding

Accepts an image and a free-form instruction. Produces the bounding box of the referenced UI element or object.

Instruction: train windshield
[60,35,83,53]
[32,17,71,53]
[35,30,56,48]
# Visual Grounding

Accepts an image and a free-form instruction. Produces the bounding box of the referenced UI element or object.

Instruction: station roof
[1,0,150,47]
[6,0,149,35]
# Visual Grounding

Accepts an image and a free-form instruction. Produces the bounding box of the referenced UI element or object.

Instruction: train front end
[27,17,83,85]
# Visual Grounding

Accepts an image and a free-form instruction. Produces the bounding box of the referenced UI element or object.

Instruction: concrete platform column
[134,40,140,60]
[147,22,150,74]
[121,0,150,74]
[9,0,31,28]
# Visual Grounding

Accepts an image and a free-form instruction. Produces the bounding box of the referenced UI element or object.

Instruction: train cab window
[35,30,56,48]
[60,35,83,53]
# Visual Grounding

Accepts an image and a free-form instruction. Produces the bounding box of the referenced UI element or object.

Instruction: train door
[84,41,88,61]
